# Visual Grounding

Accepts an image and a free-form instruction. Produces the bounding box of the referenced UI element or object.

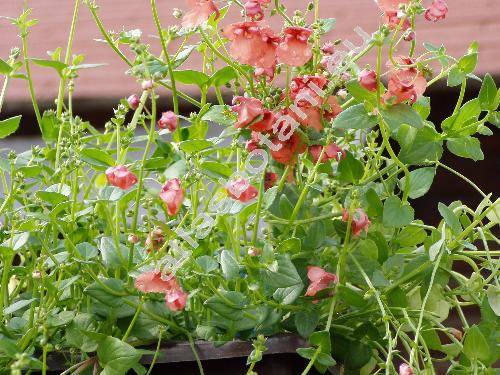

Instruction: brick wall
[0,0,499,102]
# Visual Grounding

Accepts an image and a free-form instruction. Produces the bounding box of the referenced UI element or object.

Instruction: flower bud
[141,80,154,90]
[172,8,183,19]
[449,328,463,341]
[158,111,178,132]
[321,42,334,55]
[248,247,261,257]
[128,234,140,244]
[127,94,140,110]
[358,69,377,91]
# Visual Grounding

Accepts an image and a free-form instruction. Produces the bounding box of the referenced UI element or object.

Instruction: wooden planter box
[45,334,339,374]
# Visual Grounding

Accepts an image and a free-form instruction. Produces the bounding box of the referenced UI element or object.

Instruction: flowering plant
[0,0,499,374]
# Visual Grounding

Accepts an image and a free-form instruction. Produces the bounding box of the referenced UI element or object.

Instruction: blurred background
[0,0,499,223]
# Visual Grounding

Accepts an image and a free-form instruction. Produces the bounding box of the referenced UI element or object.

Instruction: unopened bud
[128,234,140,244]
[127,94,140,110]
[141,80,154,90]
[248,247,261,257]
[172,8,183,19]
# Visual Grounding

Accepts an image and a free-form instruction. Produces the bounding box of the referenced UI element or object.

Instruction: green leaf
[172,45,196,68]
[398,167,435,199]
[164,159,187,179]
[397,124,443,164]
[208,66,237,87]
[441,99,481,134]
[295,310,320,338]
[97,336,142,375]
[345,80,377,106]
[447,137,484,161]
[381,104,424,132]
[40,110,58,141]
[179,139,213,154]
[81,148,115,168]
[84,278,124,308]
[413,96,431,119]
[478,74,497,111]
[204,291,248,320]
[438,202,462,235]
[383,196,414,228]
[220,250,239,280]
[261,255,303,304]
[0,58,13,75]
[76,242,99,260]
[447,66,466,87]
[463,325,490,361]
[337,285,366,308]
[30,58,67,77]
[319,18,336,34]
[337,152,364,183]
[172,69,209,87]
[458,52,478,75]
[200,160,233,179]
[202,105,234,126]
[333,103,377,130]
[196,255,218,273]
[99,237,128,269]
[0,115,21,139]
[485,285,500,316]
[4,298,36,315]
[309,330,331,353]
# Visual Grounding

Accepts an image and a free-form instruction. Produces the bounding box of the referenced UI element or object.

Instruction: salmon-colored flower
[105,165,138,190]
[383,57,426,104]
[375,0,409,12]
[399,363,413,375]
[358,69,378,91]
[287,106,323,132]
[223,22,279,69]
[384,12,413,40]
[425,0,448,22]
[160,178,184,216]
[165,287,188,311]
[305,266,338,297]
[270,130,306,164]
[227,178,258,202]
[321,42,335,55]
[244,0,264,21]
[135,271,177,293]
[127,94,140,110]
[245,131,261,152]
[342,208,371,236]
[324,96,343,121]
[277,27,313,67]
[289,75,328,105]
[181,0,219,28]
[309,143,345,164]
[254,66,276,81]
[264,171,278,190]
[158,111,178,132]
[232,96,263,128]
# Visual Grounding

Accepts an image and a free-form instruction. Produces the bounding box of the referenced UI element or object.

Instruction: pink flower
[223,22,279,69]
[321,42,334,55]
[342,208,371,237]
[375,0,409,12]
[244,0,264,21]
[289,75,328,105]
[158,111,178,132]
[305,266,338,297]
[384,12,413,40]
[105,165,138,190]
[324,96,343,121]
[425,0,448,22]
[399,363,413,375]
[288,106,323,132]
[254,66,276,81]
[227,178,258,202]
[384,65,427,104]
[264,171,278,190]
[165,287,188,311]
[160,178,184,216]
[231,96,275,132]
[276,27,313,67]
[135,271,177,293]
[181,0,219,28]
[358,69,378,91]
[309,143,345,164]
[127,94,140,110]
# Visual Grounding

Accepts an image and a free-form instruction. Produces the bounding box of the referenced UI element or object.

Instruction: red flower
[264,171,278,190]
[227,178,258,202]
[165,287,188,311]
[342,208,371,237]
[399,364,413,375]
[321,42,334,55]
[309,143,345,164]
[287,106,323,132]
[375,0,409,12]
[383,57,427,104]
[324,96,343,121]
[135,271,177,293]
[182,0,219,28]
[305,266,338,297]
[105,165,138,190]
[276,27,313,67]
[289,75,328,104]
[358,69,378,92]
[158,111,178,132]
[425,0,448,22]
[231,96,263,128]
[244,0,264,21]
[270,131,306,165]
[160,178,184,216]
[127,94,140,110]
[223,22,278,69]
